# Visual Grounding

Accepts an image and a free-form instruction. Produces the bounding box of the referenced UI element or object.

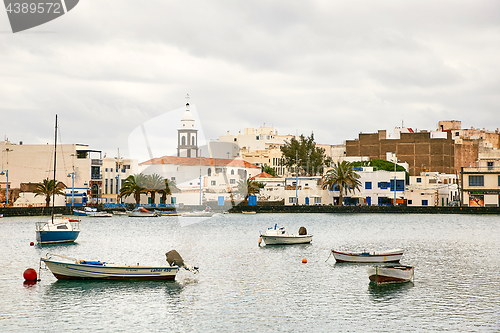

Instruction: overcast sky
[1,1,499,162]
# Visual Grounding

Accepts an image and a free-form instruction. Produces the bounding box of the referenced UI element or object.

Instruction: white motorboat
[259,225,312,245]
[368,265,414,284]
[127,207,157,217]
[41,250,198,280]
[331,249,404,263]
[181,207,214,217]
[86,211,113,217]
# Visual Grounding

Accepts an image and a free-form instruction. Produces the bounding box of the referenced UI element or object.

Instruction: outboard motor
[166,250,199,274]
[298,226,307,235]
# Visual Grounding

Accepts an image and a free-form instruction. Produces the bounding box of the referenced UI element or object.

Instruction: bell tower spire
[177,94,198,157]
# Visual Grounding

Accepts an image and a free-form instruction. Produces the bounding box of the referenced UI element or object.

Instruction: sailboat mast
[51,115,57,222]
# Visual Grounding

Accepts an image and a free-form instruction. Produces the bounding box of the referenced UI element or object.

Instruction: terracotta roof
[250,172,277,180]
[140,156,260,169]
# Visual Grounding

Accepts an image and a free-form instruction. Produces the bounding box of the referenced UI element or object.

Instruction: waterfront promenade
[2,204,500,217]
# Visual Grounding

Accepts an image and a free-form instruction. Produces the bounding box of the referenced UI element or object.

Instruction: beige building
[0,140,102,206]
[101,154,138,205]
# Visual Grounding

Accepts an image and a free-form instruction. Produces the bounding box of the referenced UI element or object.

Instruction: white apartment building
[406,172,459,207]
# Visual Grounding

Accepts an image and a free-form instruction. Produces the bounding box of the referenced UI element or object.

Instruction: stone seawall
[230,205,500,214]
[0,206,73,217]
[2,205,500,216]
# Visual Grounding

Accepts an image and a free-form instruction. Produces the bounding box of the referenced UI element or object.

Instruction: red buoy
[302,258,307,264]
[30,242,34,246]
[23,268,37,281]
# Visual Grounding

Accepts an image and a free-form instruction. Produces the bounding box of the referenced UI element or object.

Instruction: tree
[143,173,165,205]
[236,178,264,199]
[120,173,147,204]
[351,159,409,183]
[280,133,332,176]
[322,161,361,206]
[261,164,277,177]
[34,178,65,207]
[160,179,179,205]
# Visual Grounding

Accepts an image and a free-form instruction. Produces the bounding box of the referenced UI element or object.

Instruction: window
[110,179,113,194]
[498,175,500,187]
[390,179,405,191]
[365,182,372,190]
[469,175,484,186]
[408,200,413,205]
[289,197,297,203]
[416,178,422,183]
[422,200,428,206]
[230,179,235,184]
[181,136,186,145]
[211,181,216,186]
[455,132,460,137]
[192,137,195,146]
[231,169,234,175]
[208,168,211,176]
[171,177,176,181]
[488,162,494,171]
[378,182,390,189]
[314,197,321,204]
[105,179,108,194]
[256,136,259,140]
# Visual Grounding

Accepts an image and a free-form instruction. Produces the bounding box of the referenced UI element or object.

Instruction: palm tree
[120,173,147,204]
[322,161,361,206]
[143,173,165,205]
[34,178,65,207]
[160,179,179,205]
[236,178,264,199]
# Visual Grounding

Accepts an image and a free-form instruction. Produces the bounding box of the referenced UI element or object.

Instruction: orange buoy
[23,268,37,281]
[30,242,34,246]
[302,258,307,264]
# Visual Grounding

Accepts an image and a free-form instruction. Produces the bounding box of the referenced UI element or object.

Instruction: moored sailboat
[35,115,80,245]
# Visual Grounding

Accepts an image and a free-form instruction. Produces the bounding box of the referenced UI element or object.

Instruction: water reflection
[368,281,414,302]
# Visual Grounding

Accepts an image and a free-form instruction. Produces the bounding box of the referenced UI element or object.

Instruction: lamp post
[115,174,120,204]
[0,169,8,206]
[1,147,12,206]
[199,148,202,206]
[394,160,397,206]
[67,171,75,206]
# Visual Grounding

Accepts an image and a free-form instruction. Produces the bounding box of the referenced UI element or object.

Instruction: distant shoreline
[1,204,500,217]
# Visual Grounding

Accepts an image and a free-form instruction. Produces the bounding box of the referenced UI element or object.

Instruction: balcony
[91,159,103,166]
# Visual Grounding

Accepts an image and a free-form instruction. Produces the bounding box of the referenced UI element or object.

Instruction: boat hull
[332,250,403,263]
[368,266,414,284]
[261,235,312,245]
[42,259,179,280]
[36,230,80,244]
[127,212,157,217]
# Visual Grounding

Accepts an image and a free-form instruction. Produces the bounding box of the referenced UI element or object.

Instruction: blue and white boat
[35,115,81,245]
[73,207,97,216]
[36,216,80,244]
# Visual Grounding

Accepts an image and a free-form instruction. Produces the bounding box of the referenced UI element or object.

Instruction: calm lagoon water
[1,213,500,332]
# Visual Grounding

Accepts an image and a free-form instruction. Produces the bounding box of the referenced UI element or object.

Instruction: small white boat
[155,210,180,216]
[331,249,404,263]
[41,250,198,280]
[259,225,312,245]
[86,211,113,217]
[127,207,157,217]
[73,207,97,216]
[368,265,414,284]
[242,211,256,214]
[181,207,214,217]
[112,210,127,216]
